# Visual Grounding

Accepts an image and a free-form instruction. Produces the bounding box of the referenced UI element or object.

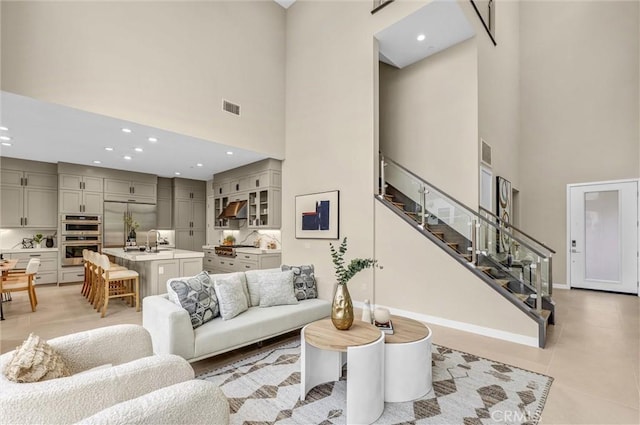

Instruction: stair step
[383,194,394,201]
[540,309,552,321]
[431,231,445,240]
[462,254,472,262]
[404,211,417,218]
[476,266,492,273]
[392,201,405,208]
[514,294,529,302]
[496,279,511,287]
[446,242,458,249]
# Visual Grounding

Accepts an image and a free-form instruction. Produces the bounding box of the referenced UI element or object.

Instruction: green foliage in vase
[32,233,44,243]
[329,237,382,286]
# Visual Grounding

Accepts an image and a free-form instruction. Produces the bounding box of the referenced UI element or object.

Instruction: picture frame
[496,176,512,253]
[295,190,340,239]
[371,0,395,14]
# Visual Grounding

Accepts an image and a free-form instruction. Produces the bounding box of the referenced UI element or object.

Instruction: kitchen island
[103,247,204,299]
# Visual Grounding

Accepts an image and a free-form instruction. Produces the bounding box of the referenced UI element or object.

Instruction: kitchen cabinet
[175,229,206,252]
[59,266,85,284]
[156,178,173,229]
[174,179,206,251]
[205,250,281,274]
[104,178,156,203]
[8,251,58,285]
[212,159,281,230]
[58,174,103,214]
[174,179,205,201]
[1,169,58,228]
[247,188,281,229]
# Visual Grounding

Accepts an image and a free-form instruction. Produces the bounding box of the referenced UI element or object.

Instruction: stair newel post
[380,155,386,197]
[471,219,477,265]
[535,257,543,313]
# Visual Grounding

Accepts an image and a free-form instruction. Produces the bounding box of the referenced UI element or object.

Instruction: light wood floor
[1,283,638,424]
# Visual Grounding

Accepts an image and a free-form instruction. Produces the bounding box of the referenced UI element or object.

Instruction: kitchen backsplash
[216,229,281,250]
[0,228,58,249]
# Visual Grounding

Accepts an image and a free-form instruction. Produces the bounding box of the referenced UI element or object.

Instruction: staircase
[378,153,555,347]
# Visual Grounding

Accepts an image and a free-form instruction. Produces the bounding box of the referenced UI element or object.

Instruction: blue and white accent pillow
[167,272,219,329]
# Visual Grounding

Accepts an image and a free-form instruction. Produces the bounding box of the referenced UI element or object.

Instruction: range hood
[217,200,247,220]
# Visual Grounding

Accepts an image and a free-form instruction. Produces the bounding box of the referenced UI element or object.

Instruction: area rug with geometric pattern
[197,339,553,425]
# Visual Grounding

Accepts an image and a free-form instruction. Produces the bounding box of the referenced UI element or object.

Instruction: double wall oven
[60,214,102,266]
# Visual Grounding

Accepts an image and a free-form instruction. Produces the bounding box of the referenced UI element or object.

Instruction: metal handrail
[380,152,549,260]
[479,206,555,254]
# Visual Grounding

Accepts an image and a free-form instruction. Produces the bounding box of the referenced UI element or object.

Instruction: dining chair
[1,258,40,312]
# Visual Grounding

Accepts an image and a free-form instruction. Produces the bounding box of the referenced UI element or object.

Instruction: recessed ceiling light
[123,155,132,160]
[104,147,114,151]
[417,34,426,41]
[174,172,181,176]
[226,151,233,155]
[134,147,143,152]
[93,160,102,164]
[148,137,158,142]
[196,163,203,167]
[0,136,12,141]
[0,126,8,131]
[121,128,132,133]
[1,142,12,147]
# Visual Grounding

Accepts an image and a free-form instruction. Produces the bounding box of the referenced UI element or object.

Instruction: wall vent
[222,99,241,116]
[481,139,492,166]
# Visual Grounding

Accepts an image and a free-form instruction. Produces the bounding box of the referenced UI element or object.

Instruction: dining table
[0,259,19,320]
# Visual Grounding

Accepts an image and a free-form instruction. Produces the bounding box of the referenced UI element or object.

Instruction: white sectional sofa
[143,268,331,362]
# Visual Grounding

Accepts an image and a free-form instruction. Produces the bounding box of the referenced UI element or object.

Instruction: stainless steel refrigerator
[103,202,157,248]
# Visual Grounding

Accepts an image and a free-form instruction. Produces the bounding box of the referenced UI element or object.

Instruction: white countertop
[103,247,204,262]
[202,245,281,255]
[235,247,282,255]
[0,247,59,254]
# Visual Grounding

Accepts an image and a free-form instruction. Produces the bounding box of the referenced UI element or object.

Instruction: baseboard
[353,300,538,348]
[553,283,570,290]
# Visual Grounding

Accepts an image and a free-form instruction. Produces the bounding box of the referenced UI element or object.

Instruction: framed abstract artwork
[496,176,512,253]
[295,190,340,239]
[470,0,496,46]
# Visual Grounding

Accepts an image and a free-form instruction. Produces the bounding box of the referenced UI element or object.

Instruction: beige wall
[282,0,429,302]
[375,202,538,340]
[476,0,521,207]
[519,1,640,285]
[379,37,479,207]
[0,1,286,158]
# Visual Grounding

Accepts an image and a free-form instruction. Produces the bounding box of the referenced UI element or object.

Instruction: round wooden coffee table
[301,318,385,425]
[384,315,432,402]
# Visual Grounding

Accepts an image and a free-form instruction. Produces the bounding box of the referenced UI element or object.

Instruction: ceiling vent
[222,100,240,116]
[481,139,492,166]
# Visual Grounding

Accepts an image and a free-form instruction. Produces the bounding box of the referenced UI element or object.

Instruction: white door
[569,181,638,294]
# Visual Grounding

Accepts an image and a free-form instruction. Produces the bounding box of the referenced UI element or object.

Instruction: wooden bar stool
[96,254,139,318]
[81,249,91,297]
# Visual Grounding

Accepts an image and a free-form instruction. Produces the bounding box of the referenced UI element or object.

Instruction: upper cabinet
[156,177,173,230]
[58,173,103,214]
[0,165,58,228]
[104,178,156,203]
[212,159,282,229]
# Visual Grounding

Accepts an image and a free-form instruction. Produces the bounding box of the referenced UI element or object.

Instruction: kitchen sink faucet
[146,229,161,252]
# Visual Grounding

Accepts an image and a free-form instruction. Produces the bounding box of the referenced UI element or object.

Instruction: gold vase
[331,284,354,330]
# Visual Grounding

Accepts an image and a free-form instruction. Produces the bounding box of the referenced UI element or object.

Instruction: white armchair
[0,324,229,425]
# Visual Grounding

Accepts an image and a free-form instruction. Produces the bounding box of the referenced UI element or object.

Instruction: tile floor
[1,283,638,424]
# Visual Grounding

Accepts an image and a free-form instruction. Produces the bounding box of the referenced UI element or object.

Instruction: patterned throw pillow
[259,270,298,307]
[167,272,219,329]
[3,334,70,383]
[213,274,249,320]
[281,264,317,300]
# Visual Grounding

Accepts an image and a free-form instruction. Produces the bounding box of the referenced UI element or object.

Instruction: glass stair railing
[378,153,554,329]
